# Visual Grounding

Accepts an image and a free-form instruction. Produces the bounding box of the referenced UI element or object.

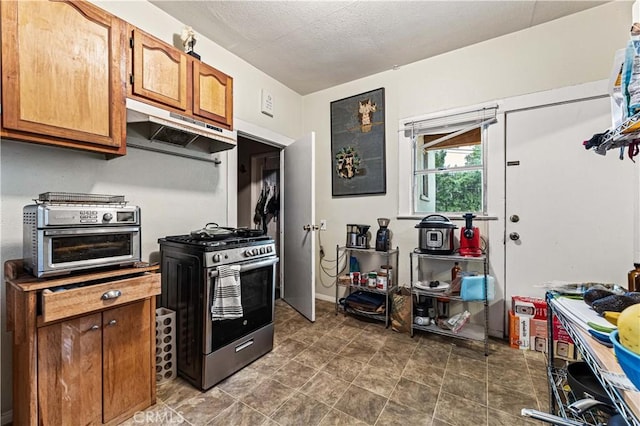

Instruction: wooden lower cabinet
[38,313,103,425]
[5,261,160,425]
[102,300,152,423]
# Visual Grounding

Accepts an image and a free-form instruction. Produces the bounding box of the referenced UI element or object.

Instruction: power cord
[317,231,347,288]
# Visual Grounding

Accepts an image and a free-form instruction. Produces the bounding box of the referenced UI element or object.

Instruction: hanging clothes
[266,186,279,219]
[253,185,268,227]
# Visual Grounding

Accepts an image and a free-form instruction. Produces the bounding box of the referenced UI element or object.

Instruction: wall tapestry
[330,87,386,196]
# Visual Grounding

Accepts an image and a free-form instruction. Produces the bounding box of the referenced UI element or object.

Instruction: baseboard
[315,294,334,303]
[2,409,13,425]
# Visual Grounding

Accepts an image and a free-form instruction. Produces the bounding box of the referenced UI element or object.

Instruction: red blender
[459,213,482,256]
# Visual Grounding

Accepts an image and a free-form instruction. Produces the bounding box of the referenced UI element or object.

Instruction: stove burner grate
[161,234,272,249]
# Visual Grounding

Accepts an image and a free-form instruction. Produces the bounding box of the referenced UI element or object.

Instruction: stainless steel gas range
[158,233,279,390]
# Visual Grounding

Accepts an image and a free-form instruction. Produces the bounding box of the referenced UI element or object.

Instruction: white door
[505,96,635,302]
[282,132,316,321]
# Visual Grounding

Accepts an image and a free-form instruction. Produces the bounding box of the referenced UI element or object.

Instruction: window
[406,106,496,215]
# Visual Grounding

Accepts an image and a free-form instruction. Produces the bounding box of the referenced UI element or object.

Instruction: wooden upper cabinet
[130,28,188,112]
[0,0,127,155]
[129,26,233,130]
[193,61,233,129]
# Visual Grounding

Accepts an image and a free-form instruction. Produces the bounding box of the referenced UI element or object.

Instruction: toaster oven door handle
[44,227,140,236]
[208,257,279,278]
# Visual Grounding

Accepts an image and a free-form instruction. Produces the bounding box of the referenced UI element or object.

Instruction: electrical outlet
[320,219,327,231]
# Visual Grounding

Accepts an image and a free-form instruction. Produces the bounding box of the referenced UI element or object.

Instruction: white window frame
[398,102,497,218]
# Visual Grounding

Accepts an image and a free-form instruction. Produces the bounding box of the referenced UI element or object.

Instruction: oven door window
[210,264,273,351]
[51,233,133,264]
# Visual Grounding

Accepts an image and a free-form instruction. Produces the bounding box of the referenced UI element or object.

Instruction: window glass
[414,127,485,214]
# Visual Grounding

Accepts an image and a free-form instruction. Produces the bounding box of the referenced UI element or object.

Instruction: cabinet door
[1,0,126,150]
[102,299,152,423]
[38,313,103,425]
[131,28,188,111]
[193,61,233,129]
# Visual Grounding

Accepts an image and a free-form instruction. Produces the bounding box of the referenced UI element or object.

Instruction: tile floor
[122,299,549,425]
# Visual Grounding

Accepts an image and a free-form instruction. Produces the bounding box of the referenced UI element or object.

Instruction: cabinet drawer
[41,273,160,324]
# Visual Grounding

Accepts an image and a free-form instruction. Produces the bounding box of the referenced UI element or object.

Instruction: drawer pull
[107,319,117,326]
[101,290,122,300]
[235,339,254,352]
[90,325,100,331]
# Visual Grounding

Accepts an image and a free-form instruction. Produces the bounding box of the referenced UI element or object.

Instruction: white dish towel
[211,265,243,321]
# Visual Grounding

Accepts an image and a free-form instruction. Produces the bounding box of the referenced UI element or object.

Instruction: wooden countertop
[4,259,160,292]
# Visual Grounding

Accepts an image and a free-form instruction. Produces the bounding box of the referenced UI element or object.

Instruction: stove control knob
[212,254,221,263]
[267,246,273,253]
[260,247,266,254]
[103,213,113,222]
[245,249,254,257]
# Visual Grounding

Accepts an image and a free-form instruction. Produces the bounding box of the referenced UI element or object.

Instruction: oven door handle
[208,257,279,278]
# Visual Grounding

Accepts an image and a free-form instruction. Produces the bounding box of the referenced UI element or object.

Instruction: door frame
[227,118,293,295]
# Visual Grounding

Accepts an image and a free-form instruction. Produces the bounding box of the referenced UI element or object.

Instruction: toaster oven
[23,194,141,278]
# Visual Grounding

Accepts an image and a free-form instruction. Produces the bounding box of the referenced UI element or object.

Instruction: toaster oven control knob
[212,254,221,263]
[103,213,113,222]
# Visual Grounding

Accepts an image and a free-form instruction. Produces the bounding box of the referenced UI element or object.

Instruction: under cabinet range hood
[125,98,236,162]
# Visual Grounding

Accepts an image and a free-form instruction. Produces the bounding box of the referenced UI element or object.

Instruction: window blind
[404,105,498,137]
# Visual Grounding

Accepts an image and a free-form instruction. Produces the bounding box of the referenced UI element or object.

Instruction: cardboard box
[529,318,548,353]
[508,310,530,350]
[552,315,575,360]
[512,296,547,320]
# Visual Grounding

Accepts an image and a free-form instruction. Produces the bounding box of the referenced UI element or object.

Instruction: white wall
[303,2,632,336]
[0,0,304,415]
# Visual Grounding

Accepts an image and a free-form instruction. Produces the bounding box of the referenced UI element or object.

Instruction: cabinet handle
[89,325,100,331]
[101,290,122,300]
[107,319,117,326]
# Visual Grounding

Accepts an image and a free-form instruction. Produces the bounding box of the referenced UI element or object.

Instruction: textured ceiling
[150,1,609,95]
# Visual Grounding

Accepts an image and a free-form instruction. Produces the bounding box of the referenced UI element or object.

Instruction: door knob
[510,215,520,223]
[509,232,520,241]
[303,225,319,231]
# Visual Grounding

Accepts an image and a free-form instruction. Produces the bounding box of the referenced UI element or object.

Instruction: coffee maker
[346,224,370,249]
[375,218,391,251]
[459,213,482,256]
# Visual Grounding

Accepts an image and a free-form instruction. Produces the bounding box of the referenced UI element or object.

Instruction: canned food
[351,271,360,285]
[376,272,388,290]
[338,275,351,285]
[368,272,377,288]
[381,265,393,287]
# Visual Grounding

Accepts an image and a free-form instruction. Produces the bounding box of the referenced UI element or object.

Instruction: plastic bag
[440,310,471,333]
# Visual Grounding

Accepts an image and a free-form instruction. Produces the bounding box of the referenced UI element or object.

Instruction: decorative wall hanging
[330,88,386,196]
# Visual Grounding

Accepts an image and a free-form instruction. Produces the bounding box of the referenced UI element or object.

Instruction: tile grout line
[372,337,421,425]
[431,342,452,425]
